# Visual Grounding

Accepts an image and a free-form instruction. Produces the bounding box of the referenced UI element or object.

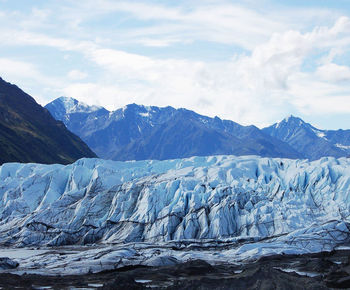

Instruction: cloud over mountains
[0,0,349,128]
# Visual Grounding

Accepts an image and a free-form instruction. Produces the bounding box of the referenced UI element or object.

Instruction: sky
[0,0,350,129]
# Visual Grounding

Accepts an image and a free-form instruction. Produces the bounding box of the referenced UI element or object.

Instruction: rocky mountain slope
[263,115,350,160]
[45,97,302,161]
[0,78,96,165]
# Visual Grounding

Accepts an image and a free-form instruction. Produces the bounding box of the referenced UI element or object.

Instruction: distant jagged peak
[282,114,305,124]
[48,96,104,114]
[122,103,175,112]
[271,114,330,141]
[273,114,307,129]
[56,96,78,111]
[279,115,325,132]
[122,103,154,113]
[117,103,178,119]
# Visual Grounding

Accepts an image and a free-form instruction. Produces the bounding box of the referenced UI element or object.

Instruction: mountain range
[46,97,350,161]
[1,75,348,165]
[45,97,301,161]
[0,78,96,165]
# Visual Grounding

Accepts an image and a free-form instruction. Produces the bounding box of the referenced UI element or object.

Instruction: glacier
[1,155,350,275]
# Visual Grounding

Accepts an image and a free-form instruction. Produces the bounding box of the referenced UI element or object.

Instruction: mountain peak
[283,114,304,123]
[274,115,306,129]
[57,96,78,110]
[47,97,103,115]
[123,103,151,111]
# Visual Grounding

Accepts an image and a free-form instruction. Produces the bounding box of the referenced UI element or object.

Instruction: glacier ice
[1,155,350,274]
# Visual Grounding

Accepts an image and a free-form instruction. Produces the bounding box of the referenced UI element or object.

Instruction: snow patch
[335,143,350,150]
[311,128,327,139]
[274,267,320,277]
[139,112,150,117]
[59,97,102,114]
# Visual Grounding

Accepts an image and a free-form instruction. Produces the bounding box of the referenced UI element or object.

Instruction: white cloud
[316,63,350,82]
[137,37,182,47]
[288,76,350,115]
[89,48,155,75]
[0,58,40,80]
[17,15,344,127]
[0,58,61,88]
[68,69,88,80]
[67,16,350,126]
[0,58,65,105]
[85,1,290,50]
[18,0,336,51]
[1,1,350,128]
[71,1,341,50]
[18,8,51,29]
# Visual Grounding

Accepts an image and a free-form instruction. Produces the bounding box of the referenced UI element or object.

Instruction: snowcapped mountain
[263,115,350,160]
[46,96,104,119]
[45,97,301,161]
[1,155,350,254]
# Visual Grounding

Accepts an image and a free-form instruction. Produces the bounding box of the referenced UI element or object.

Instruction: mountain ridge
[45,97,303,161]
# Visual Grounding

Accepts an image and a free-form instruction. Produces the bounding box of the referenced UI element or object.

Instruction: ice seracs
[1,155,350,247]
[1,155,350,274]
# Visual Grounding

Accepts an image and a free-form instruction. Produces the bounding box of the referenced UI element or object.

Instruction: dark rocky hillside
[0,78,96,165]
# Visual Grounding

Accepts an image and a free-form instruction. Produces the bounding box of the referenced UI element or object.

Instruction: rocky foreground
[1,249,350,289]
